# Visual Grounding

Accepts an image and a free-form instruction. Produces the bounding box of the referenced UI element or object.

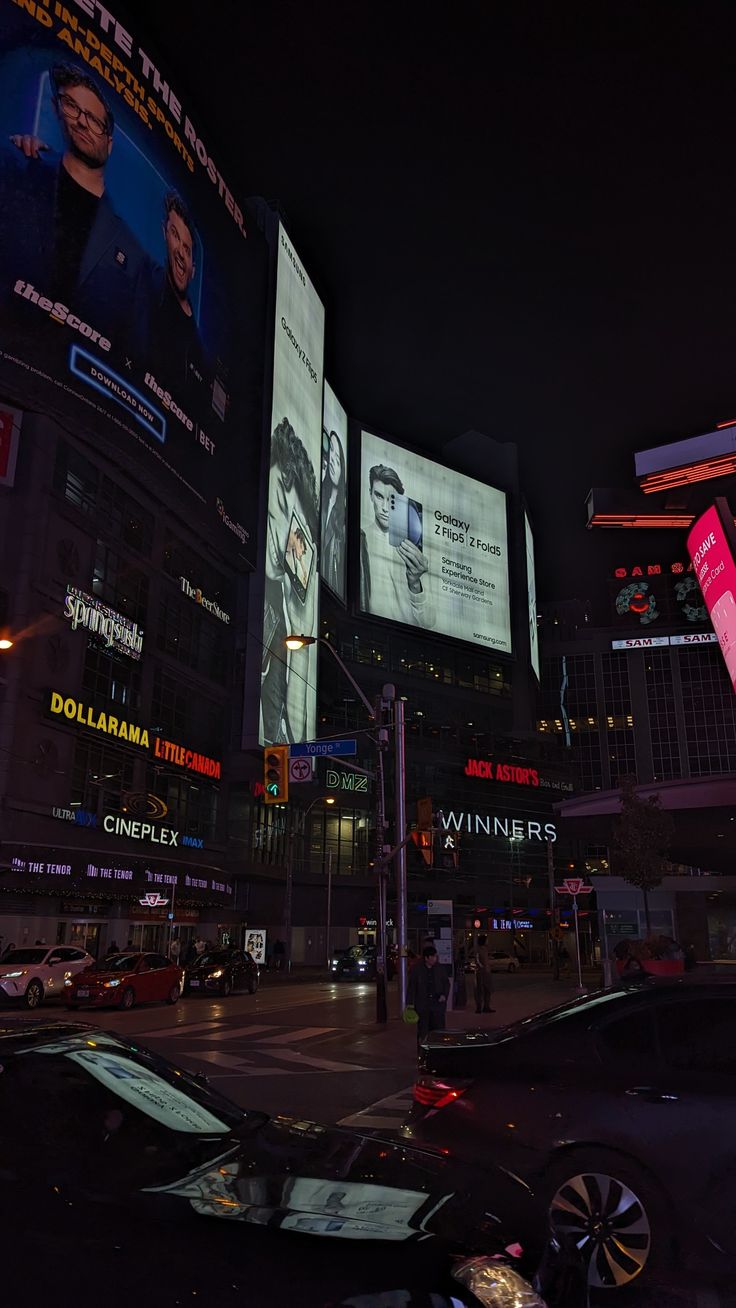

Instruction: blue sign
[291,739,357,758]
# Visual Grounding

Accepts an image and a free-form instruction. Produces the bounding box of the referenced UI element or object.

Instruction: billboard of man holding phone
[360,430,511,653]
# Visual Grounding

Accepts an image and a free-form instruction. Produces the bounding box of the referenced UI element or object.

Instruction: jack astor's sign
[48,693,221,779]
[464,758,540,786]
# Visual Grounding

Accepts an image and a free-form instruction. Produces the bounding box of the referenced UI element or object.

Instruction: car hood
[73,970,132,983]
[145,1112,542,1257]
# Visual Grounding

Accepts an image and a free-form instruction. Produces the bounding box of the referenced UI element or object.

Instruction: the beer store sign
[180,576,231,625]
[48,692,221,780]
[64,586,143,660]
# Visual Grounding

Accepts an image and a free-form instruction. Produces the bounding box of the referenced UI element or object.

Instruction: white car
[489,950,520,973]
[0,945,95,1009]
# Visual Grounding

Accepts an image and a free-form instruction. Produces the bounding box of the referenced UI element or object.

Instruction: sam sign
[687,499,736,693]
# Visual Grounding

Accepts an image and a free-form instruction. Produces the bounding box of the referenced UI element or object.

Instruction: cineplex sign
[48,692,222,779]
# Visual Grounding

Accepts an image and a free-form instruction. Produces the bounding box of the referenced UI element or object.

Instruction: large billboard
[321,381,347,603]
[687,499,736,693]
[0,4,266,565]
[359,431,511,653]
[260,225,324,745]
[524,512,540,680]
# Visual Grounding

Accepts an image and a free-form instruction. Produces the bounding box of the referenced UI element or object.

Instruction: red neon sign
[464,759,539,786]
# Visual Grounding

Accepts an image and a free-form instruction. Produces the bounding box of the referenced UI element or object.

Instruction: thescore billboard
[359,431,511,654]
[0,2,266,565]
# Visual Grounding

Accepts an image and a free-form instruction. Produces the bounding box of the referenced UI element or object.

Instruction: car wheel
[220,978,232,998]
[120,986,135,1011]
[544,1149,670,1290]
[167,984,180,1005]
[24,979,44,1009]
[248,972,258,995]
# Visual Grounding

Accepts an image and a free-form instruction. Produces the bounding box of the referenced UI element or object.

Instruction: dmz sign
[326,768,368,793]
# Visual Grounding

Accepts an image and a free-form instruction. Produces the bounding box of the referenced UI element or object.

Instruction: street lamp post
[285,635,402,1024]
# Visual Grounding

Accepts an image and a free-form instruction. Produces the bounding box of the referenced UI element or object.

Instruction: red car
[65,952,183,1011]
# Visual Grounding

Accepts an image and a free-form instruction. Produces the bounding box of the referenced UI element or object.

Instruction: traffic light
[263,746,289,804]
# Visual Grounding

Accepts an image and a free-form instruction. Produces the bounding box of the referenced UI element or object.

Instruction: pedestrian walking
[474,933,495,1013]
[169,936,181,965]
[406,944,450,1047]
[105,940,119,957]
[273,938,285,971]
[195,937,206,956]
[183,939,197,967]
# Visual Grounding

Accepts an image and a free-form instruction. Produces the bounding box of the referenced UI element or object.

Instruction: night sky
[133,0,736,601]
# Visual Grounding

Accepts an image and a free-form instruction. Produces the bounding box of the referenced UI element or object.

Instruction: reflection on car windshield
[1,949,47,965]
[197,952,231,966]
[92,954,140,971]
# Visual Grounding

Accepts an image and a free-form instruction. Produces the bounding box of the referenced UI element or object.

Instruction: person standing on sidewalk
[406,945,449,1046]
[475,934,495,1013]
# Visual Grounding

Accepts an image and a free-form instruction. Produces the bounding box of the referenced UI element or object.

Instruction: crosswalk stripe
[255,1026,337,1044]
[141,1019,227,1039]
[338,1085,414,1129]
[206,1024,281,1041]
[175,1049,291,1077]
[263,1047,369,1073]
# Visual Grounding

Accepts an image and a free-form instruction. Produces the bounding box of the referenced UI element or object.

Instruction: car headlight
[452,1258,547,1307]
[103,979,121,988]
[2,970,25,978]
[331,959,338,966]
[210,969,223,979]
[64,978,73,987]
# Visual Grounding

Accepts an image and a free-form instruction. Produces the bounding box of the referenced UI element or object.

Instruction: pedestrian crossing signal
[263,746,289,804]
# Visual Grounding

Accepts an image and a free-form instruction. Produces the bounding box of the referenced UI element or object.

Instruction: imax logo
[182,835,204,849]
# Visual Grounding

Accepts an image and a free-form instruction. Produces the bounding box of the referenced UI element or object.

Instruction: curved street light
[285,634,375,720]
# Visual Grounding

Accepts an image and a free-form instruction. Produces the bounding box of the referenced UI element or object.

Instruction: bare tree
[612,776,675,935]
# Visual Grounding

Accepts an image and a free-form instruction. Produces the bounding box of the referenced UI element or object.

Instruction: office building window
[645,650,681,782]
[81,646,141,714]
[681,648,736,775]
[53,440,98,516]
[92,540,148,628]
[70,738,136,814]
[601,652,637,786]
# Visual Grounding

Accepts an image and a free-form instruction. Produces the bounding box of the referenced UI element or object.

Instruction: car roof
[424,974,736,1049]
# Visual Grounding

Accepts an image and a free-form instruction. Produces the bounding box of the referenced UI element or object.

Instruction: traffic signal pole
[392,690,409,1015]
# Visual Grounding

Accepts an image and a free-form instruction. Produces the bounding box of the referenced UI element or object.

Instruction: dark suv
[404,976,736,1295]
[184,948,258,997]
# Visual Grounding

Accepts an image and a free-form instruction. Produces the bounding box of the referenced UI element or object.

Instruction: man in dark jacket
[406,944,449,1046]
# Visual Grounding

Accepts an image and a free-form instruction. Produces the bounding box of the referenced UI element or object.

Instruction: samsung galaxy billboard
[0,1,265,565]
[359,431,511,654]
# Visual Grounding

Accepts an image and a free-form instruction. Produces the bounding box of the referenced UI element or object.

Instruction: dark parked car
[184,948,259,997]
[404,976,736,1295]
[0,1021,584,1308]
[329,945,377,980]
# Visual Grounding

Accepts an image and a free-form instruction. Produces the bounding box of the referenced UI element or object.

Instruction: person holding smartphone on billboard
[261,417,319,745]
[360,463,436,629]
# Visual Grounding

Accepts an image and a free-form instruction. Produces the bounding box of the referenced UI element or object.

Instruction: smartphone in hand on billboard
[711,590,736,685]
[283,509,315,605]
[388,493,423,550]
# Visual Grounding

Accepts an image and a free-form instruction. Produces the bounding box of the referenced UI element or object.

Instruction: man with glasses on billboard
[0,62,149,355]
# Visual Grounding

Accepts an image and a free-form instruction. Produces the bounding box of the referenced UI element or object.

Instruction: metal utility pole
[325,850,333,968]
[284,811,295,974]
[547,838,559,980]
[374,692,389,1023]
[390,687,409,1014]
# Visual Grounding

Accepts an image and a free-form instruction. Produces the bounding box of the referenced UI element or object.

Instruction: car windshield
[1,949,47,965]
[91,954,140,972]
[197,952,232,966]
